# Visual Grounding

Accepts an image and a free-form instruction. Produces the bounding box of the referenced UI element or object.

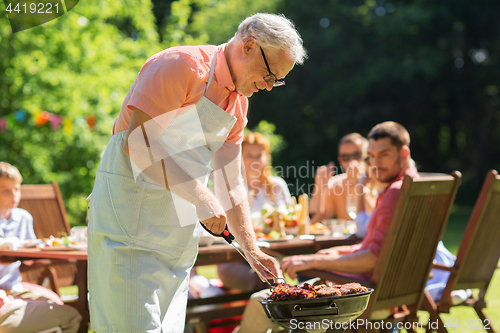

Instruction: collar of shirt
[214,44,236,93]
[0,209,15,224]
[376,167,419,206]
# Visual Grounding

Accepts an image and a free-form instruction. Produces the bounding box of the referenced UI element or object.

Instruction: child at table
[0,162,62,303]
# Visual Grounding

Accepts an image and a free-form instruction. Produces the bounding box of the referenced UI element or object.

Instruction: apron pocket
[90,172,143,240]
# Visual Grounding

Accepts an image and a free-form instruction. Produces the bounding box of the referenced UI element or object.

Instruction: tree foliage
[0,0,161,225]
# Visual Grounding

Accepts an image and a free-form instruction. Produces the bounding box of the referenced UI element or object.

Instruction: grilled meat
[339,283,369,295]
[315,286,342,297]
[269,282,316,301]
[268,282,367,301]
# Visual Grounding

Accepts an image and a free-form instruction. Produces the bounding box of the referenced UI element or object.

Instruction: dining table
[0,233,360,333]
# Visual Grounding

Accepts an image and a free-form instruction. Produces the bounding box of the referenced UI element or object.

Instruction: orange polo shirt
[113,44,248,145]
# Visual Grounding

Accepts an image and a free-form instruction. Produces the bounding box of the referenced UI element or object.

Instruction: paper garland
[0,109,97,133]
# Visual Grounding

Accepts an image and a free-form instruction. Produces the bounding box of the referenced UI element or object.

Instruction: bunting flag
[86,115,96,131]
[63,117,72,134]
[35,111,51,127]
[0,109,97,132]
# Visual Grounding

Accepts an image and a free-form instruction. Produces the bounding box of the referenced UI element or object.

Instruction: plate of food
[255,231,294,242]
[308,222,330,235]
[40,246,76,251]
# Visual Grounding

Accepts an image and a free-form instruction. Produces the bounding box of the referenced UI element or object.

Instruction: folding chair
[17,182,77,296]
[422,170,500,333]
[299,172,462,332]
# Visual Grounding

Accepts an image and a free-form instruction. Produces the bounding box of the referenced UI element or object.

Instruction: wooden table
[0,234,360,333]
[196,234,361,265]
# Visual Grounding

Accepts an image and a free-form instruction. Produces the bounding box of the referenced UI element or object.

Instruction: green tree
[0,0,161,225]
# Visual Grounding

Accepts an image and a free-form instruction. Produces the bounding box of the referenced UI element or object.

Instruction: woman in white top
[217,132,291,291]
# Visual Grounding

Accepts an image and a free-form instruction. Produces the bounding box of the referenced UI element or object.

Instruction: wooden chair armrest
[20,259,53,269]
[38,265,61,295]
[298,269,375,287]
[432,263,455,272]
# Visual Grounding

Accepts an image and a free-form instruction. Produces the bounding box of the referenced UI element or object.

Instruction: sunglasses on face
[339,153,363,162]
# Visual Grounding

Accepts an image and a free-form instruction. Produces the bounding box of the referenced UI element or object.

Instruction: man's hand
[316,247,341,256]
[281,255,317,280]
[345,160,365,185]
[315,162,335,187]
[197,196,227,235]
[200,214,227,236]
[316,246,351,257]
[248,250,280,283]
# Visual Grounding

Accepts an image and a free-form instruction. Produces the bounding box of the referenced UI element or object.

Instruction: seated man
[284,122,416,281]
[309,133,369,223]
[235,122,467,333]
[309,133,386,238]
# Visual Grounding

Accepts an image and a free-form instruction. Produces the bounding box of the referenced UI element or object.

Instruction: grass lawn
[67,205,499,332]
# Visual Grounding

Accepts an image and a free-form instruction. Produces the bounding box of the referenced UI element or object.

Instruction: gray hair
[233,13,307,65]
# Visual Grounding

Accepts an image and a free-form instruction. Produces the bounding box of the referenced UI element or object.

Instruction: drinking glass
[346,194,357,220]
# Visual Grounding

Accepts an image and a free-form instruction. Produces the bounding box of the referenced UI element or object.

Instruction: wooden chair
[17,182,77,295]
[299,172,462,332]
[421,170,500,333]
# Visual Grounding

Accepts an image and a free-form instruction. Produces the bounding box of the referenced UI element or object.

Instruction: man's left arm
[281,249,377,279]
[213,143,280,280]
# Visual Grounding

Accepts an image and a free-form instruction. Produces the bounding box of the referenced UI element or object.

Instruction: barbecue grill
[259,289,373,333]
[199,223,373,332]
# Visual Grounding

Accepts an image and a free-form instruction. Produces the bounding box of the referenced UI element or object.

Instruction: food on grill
[268,282,368,301]
[340,283,369,295]
[313,284,342,291]
[314,285,342,297]
[269,282,316,301]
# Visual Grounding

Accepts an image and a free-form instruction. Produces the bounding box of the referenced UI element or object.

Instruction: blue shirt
[0,208,36,290]
[0,208,36,242]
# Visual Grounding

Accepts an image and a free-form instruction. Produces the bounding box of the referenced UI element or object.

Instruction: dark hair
[338,133,369,157]
[367,121,410,150]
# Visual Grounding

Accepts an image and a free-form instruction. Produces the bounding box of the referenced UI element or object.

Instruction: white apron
[88,48,236,333]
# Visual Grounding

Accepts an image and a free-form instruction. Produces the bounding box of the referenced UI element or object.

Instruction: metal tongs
[199,221,285,288]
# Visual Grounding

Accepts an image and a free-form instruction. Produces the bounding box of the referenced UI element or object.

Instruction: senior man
[88,13,307,333]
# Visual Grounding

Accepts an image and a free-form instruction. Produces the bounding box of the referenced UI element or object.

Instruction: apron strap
[203,46,219,97]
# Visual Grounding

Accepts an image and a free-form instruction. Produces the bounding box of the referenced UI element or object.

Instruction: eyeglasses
[260,47,285,87]
[339,153,363,162]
